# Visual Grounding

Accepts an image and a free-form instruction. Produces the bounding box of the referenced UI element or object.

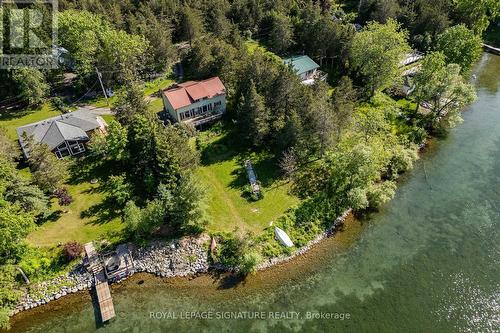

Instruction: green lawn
[0,102,62,140]
[143,76,175,96]
[27,180,124,247]
[196,127,300,235]
[0,104,124,248]
[0,74,175,250]
[2,72,298,248]
[147,97,165,113]
[100,114,116,124]
[25,155,127,248]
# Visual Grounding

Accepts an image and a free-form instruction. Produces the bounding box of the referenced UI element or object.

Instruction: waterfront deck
[84,242,116,323]
[95,280,115,322]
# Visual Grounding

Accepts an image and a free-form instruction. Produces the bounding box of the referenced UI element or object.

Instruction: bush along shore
[11,210,352,316]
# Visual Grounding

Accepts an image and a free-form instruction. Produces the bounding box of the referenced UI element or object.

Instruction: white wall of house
[300,69,317,81]
[162,94,226,122]
[162,94,177,120]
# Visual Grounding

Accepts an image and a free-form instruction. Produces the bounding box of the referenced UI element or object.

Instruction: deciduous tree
[436,24,482,75]
[12,69,49,107]
[412,51,476,130]
[23,135,68,193]
[0,202,35,262]
[351,19,410,97]
[452,0,499,34]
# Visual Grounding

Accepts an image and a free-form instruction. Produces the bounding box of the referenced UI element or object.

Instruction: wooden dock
[84,243,116,322]
[95,279,115,322]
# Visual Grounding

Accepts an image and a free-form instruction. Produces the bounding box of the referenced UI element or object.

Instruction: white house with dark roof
[160,77,226,127]
[16,109,107,159]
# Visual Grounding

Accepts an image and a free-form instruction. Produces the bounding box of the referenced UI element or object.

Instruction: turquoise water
[9,54,500,333]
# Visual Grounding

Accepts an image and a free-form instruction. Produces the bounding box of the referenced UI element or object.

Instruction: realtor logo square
[0,0,58,69]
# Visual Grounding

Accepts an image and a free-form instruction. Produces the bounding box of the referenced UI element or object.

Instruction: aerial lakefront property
[0,1,497,332]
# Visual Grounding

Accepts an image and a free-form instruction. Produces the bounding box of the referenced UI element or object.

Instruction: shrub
[18,250,51,278]
[239,250,262,275]
[0,307,10,330]
[62,241,83,261]
[212,231,262,275]
[54,187,73,206]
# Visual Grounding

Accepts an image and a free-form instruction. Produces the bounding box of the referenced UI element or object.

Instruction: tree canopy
[436,24,483,74]
[351,19,411,97]
[412,51,476,130]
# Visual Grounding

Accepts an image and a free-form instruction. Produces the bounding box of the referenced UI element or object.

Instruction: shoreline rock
[256,209,351,270]
[11,210,351,317]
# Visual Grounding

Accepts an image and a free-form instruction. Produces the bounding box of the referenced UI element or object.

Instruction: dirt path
[77,105,113,115]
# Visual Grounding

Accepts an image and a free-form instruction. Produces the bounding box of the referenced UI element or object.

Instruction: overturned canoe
[274,227,294,247]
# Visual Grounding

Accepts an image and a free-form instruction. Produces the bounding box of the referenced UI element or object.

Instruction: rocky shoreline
[11,210,351,317]
[256,209,352,270]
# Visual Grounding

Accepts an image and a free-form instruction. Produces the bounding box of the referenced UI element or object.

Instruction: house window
[203,105,207,113]
[54,143,70,159]
[70,143,85,155]
[214,101,221,107]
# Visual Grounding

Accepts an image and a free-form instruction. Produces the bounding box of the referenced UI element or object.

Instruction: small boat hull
[274,227,294,247]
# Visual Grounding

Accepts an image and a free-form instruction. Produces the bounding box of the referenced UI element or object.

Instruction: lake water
[8,53,500,333]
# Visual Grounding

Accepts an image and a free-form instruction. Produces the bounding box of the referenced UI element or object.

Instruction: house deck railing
[186,109,224,127]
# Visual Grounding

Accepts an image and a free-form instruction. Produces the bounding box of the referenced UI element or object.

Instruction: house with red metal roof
[160,77,226,127]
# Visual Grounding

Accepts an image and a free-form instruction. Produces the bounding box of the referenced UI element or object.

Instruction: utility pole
[95,67,109,106]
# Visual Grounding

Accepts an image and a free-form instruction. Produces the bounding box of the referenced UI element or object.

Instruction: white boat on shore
[274,227,294,247]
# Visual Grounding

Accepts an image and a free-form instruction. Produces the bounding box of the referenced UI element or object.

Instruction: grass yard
[0,105,124,248]
[143,76,175,96]
[0,102,62,140]
[196,126,300,235]
[147,97,165,113]
[24,155,126,248]
[0,73,176,250]
[26,180,124,247]
[100,114,116,124]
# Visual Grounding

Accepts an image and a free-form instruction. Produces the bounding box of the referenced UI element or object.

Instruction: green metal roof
[283,55,320,75]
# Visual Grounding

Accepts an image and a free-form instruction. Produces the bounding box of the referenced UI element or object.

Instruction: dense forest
[0,0,498,328]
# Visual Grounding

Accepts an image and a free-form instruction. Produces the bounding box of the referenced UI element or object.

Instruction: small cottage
[283,55,326,85]
[16,109,107,159]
